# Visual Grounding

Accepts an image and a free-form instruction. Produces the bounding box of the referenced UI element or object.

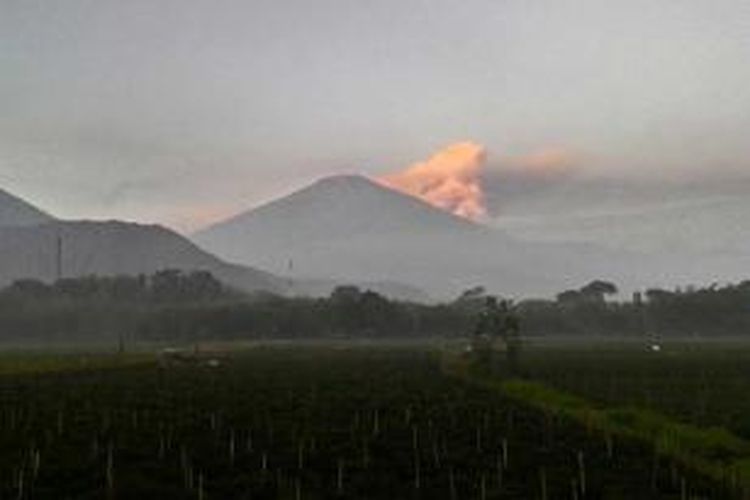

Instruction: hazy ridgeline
[0,271,749,342]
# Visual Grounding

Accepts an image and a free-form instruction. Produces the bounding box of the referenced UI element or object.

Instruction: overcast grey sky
[2,0,750,231]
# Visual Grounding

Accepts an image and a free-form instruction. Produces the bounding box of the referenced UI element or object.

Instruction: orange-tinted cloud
[378,142,488,220]
[170,203,237,233]
[478,147,581,216]
[504,147,578,178]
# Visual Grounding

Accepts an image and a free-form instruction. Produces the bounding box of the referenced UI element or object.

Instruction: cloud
[503,148,579,176]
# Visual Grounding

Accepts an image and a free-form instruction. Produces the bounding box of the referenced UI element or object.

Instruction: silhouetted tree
[580,280,618,303]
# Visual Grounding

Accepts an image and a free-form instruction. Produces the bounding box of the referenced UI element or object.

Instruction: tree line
[0,271,749,342]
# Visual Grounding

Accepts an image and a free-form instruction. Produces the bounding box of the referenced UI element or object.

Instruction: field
[0,344,728,499]
[520,340,750,438]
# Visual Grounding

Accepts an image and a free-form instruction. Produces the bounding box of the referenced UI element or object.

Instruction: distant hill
[193,175,638,299]
[0,220,285,294]
[0,188,54,227]
[0,184,430,301]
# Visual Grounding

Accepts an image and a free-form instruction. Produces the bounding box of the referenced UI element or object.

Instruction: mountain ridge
[192,174,637,299]
[194,174,483,244]
[0,219,286,294]
[0,185,431,301]
[0,188,55,227]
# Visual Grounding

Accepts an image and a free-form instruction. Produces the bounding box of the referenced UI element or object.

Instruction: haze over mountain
[500,197,750,254]
[0,187,427,301]
[0,220,286,294]
[0,188,284,292]
[193,175,641,299]
[0,188,55,227]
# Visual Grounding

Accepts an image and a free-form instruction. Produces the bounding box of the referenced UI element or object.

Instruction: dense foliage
[0,272,749,341]
[0,273,468,341]
[521,280,750,337]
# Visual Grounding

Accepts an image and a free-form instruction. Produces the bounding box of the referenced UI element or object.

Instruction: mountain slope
[0,188,54,227]
[193,175,639,298]
[194,174,483,264]
[0,220,285,294]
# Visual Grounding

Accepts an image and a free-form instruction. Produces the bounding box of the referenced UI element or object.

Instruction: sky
[2,0,750,232]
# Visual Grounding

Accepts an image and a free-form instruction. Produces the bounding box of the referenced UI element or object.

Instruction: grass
[441,341,750,495]
[0,351,152,376]
[520,340,750,435]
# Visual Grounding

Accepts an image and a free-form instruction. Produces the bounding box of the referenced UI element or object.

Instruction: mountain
[0,220,285,294]
[0,186,426,300]
[0,188,54,227]
[194,174,482,264]
[193,175,640,299]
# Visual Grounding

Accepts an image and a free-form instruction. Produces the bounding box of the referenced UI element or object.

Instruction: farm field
[520,341,750,438]
[0,345,724,499]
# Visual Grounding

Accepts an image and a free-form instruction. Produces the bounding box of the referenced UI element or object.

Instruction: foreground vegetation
[520,343,750,438]
[444,344,750,496]
[0,347,724,498]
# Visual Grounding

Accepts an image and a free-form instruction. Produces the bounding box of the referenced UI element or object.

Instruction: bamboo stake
[577,450,586,497]
[337,459,344,495]
[540,467,548,500]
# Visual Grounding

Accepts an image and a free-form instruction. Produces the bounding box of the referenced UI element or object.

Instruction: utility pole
[287,258,294,291]
[55,234,63,282]
[634,291,658,350]
[633,291,645,336]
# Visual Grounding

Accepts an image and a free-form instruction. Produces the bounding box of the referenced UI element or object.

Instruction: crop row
[0,348,724,498]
